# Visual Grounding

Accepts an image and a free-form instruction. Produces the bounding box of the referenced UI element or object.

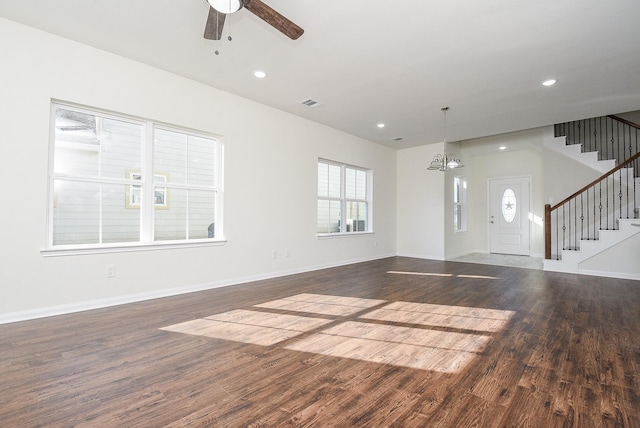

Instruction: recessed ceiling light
[253,70,267,79]
[499,145,507,150]
[542,79,557,86]
[377,123,385,128]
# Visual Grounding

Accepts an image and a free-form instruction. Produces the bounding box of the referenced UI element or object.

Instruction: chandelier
[427,107,464,172]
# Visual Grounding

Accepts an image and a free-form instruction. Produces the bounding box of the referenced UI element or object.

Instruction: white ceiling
[2,0,640,149]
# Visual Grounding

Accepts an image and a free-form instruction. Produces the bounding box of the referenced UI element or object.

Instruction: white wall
[580,233,640,279]
[397,133,547,261]
[0,18,397,321]
[454,130,547,257]
[540,128,603,206]
[450,126,622,259]
[444,142,475,259]
[1,18,635,322]
[396,143,445,260]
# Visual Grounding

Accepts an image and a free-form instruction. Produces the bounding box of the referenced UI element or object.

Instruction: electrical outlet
[284,248,290,258]
[105,264,116,278]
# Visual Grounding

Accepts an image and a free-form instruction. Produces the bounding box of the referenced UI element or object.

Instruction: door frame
[487,175,532,256]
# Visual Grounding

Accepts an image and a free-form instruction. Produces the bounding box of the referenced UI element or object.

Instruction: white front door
[489,176,531,255]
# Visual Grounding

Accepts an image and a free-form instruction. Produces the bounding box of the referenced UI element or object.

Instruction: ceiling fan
[204,0,304,41]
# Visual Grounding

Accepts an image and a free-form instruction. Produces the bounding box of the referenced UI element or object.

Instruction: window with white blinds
[317,159,371,234]
[48,103,222,250]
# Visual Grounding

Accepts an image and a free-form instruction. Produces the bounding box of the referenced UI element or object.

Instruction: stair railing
[546,114,640,260]
[555,114,640,165]
[545,150,640,260]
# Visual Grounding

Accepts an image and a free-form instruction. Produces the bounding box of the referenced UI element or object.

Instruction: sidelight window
[454,176,467,232]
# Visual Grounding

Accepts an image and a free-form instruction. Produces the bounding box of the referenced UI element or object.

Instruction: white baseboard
[446,250,478,260]
[0,253,395,325]
[396,252,445,261]
[578,269,640,281]
[447,250,544,260]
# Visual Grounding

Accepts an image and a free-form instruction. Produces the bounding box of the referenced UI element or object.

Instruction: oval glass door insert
[502,188,517,223]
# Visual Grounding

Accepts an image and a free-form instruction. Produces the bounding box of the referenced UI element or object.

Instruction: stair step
[547,136,616,173]
[545,220,640,274]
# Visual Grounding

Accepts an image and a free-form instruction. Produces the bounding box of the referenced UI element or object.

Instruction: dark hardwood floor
[1,257,639,427]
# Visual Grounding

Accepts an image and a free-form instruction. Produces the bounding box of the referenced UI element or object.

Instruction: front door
[489,176,531,255]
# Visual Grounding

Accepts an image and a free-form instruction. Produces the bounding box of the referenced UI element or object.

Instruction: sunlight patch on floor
[324,321,491,352]
[361,302,515,333]
[254,293,386,316]
[387,270,499,280]
[285,332,477,372]
[160,294,514,373]
[160,310,333,346]
[387,270,453,277]
[285,321,490,372]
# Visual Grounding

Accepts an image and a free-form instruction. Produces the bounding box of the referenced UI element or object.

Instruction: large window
[317,159,371,234]
[47,103,222,250]
[454,176,467,232]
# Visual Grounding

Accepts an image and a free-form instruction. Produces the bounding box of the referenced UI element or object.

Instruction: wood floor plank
[1,257,639,426]
[497,385,575,427]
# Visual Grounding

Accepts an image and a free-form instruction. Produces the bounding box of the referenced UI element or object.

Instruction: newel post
[544,204,551,260]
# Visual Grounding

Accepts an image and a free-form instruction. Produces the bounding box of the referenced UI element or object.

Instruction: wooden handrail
[544,204,552,259]
[548,150,640,212]
[608,114,640,130]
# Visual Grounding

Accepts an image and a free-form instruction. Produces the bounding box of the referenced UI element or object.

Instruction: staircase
[544,115,640,275]
[545,134,615,174]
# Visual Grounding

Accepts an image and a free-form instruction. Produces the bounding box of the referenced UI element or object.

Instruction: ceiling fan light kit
[204,0,304,41]
[207,0,243,14]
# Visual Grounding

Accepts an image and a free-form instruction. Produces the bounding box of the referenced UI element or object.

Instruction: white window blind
[317,159,371,234]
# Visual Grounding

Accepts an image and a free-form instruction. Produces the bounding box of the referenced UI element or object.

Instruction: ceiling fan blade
[204,6,226,40]
[244,0,304,40]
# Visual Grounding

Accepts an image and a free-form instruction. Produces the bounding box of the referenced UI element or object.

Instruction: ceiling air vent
[392,137,404,142]
[301,98,320,107]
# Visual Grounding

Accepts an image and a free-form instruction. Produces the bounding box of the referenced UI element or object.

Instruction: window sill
[316,232,374,239]
[41,239,227,257]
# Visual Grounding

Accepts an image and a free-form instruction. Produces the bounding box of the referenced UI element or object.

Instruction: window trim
[45,101,225,254]
[41,239,226,257]
[317,158,373,237]
[454,175,467,233]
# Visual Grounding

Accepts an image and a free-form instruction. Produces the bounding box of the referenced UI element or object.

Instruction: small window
[48,103,223,249]
[317,159,371,234]
[454,176,467,232]
[501,188,517,223]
